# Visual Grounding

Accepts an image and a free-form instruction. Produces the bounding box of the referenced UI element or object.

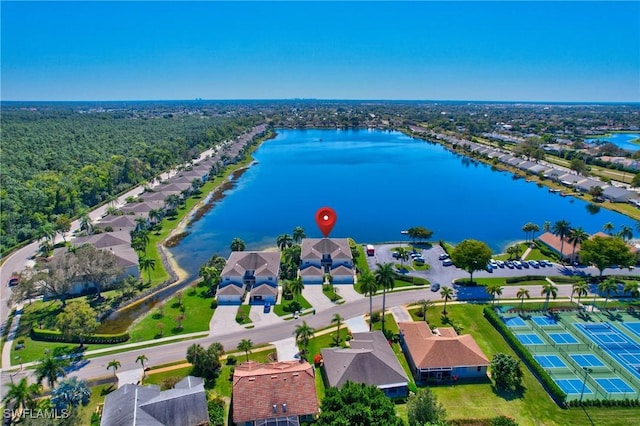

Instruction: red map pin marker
[315,207,337,238]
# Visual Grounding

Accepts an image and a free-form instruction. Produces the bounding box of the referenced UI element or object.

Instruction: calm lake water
[170,129,637,277]
[585,133,640,152]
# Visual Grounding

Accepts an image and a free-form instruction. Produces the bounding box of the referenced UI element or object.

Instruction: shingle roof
[299,266,324,277]
[251,283,278,297]
[301,238,352,261]
[217,283,245,296]
[321,331,408,389]
[221,251,281,278]
[73,231,131,248]
[330,265,354,275]
[97,215,139,230]
[398,322,489,369]
[232,361,319,424]
[100,376,208,426]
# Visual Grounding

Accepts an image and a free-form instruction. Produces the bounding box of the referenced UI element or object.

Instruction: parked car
[414,256,425,263]
[489,260,498,269]
[431,283,441,292]
[513,260,522,269]
[505,260,514,269]
[540,259,553,267]
[529,260,540,268]
[485,264,493,273]
[442,259,454,266]
[392,252,400,259]
[521,261,530,268]
[496,260,505,268]
[438,253,450,260]
[263,302,271,313]
[8,275,19,287]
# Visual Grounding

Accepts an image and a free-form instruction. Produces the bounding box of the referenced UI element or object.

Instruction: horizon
[2,1,639,103]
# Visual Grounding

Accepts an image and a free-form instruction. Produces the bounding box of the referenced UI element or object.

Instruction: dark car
[263,302,271,313]
[431,283,441,292]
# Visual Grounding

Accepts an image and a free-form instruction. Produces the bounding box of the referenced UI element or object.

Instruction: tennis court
[548,332,579,345]
[532,316,559,326]
[556,377,593,395]
[595,378,635,393]
[570,354,605,368]
[534,354,566,368]
[574,322,640,379]
[622,322,640,338]
[515,333,544,345]
[503,316,527,327]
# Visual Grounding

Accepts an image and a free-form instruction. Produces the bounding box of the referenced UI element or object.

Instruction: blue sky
[2,1,639,102]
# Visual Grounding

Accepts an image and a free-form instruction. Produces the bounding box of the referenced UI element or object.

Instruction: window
[477,366,482,372]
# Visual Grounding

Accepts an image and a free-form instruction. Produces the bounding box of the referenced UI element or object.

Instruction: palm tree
[139,257,156,283]
[294,321,315,360]
[567,227,589,264]
[619,225,633,242]
[276,234,293,250]
[164,194,181,210]
[230,237,246,251]
[358,271,378,331]
[79,214,93,234]
[107,359,121,379]
[136,354,148,377]
[624,281,640,301]
[486,284,500,305]
[292,226,306,244]
[530,223,540,241]
[541,282,559,311]
[516,288,530,312]
[552,220,571,262]
[598,278,618,310]
[572,280,589,306]
[331,313,344,345]
[289,277,304,303]
[416,299,433,321]
[148,208,162,226]
[374,263,395,333]
[2,378,41,420]
[237,339,253,362]
[396,247,409,266]
[440,286,454,316]
[543,221,551,233]
[602,222,615,236]
[35,353,68,390]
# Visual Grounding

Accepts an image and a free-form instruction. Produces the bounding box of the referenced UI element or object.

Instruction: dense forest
[0,103,260,253]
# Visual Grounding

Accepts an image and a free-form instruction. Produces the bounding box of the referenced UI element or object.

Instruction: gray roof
[101,376,208,426]
[301,238,352,261]
[73,231,131,248]
[321,331,408,389]
[221,251,281,278]
[574,178,604,191]
[603,186,635,200]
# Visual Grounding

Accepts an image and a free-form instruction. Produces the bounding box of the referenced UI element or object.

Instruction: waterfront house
[537,232,576,261]
[232,361,319,426]
[96,215,139,232]
[398,321,489,383]
[321,331,409,398]
[574,178,604,193]
[603,186,637,203]
[218,251,281,304]
[300,238,354,284]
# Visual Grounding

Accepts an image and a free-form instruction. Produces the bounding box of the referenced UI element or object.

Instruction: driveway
[209,306,246,337]
[249,306,284,327]
[303,285,335,311]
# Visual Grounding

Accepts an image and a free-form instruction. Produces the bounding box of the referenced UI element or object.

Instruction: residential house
[321,331,409,398]
[603,186,637,203]
[101,376,208,426]
[574,178,605,193]
[558,174,586,188]
[300,238,354,284]
[527,164,550,175]
[537,232,576,261]
[218,251,281,304]
[96,215,139,233]
[398,321,490,383]
[232,361,319,426]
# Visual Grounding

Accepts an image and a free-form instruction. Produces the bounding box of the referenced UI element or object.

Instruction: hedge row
[566,398,640,408]
[31,328,130,344]
[394,274,429,286]
[483,307,567,406]
[504,275,548,284]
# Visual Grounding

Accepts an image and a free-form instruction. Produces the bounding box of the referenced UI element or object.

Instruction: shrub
[31,328,130,344]
[370,311,381,323]
[210,299,218,309]
[226,355,237,366]
[313,354,323,366]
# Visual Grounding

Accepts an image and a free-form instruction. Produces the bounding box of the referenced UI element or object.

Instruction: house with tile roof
[232,360,319,426]
[100,376,208,426]
[537,232,577,261]
[218,251,281,304]
[398,321,489,383]
[300,238,354,284]
[321,331,409,398]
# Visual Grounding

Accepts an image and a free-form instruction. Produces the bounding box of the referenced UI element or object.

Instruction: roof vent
[282,403,287,412]
[272,404,278,413]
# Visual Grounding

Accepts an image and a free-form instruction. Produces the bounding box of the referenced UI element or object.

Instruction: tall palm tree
[136,354,148,378]
[289,277,304,303]
[624,281,640,301]
[568,227,589,264]
[516,288,530,312]
[331,313,344,345]
[541,282,559,311]
[530,223,540,242]
[598,278,618,310]
[294,321,315,360]
[552,220,571,262]
[358,271,378,331]
[602,222,615,236]
[619,225,633,242]
[440,286,454,316]
[572,280,589,306]
[292,226,306,244]
[107,359,121,379]
[486,284,500,305]
[79,214,93,234]
[139,257,156,283]
[416,299,433,321]
[2,378,41,420]
[164,194,181,210]
[276,234,293,250]
[230,237,246,251]
[374,263,395,333]
[237,339,253,362]
[35,353,68,390]
[396,247,409,266]
[543,221,551,233]
[148,208,162,226]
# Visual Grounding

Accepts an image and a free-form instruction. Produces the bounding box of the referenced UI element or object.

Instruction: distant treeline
[0,106,259,254]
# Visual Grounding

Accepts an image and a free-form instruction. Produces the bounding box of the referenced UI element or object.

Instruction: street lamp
[580,367,593,403]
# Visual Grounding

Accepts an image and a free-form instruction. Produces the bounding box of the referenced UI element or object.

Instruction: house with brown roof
[321,331,409,398]
[398,321,489,383]
[232,361,319,426]
[537,232,578,261]
[218,251,281,304]
[300,238,354,284]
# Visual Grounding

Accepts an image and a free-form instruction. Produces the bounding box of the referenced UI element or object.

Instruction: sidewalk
[1,305,22,370]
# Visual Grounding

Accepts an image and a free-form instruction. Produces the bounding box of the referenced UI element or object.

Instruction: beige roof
[398,322,489,368]
[299,266,324,277]
[330,265,354,275]
[301,238,352,261]
[221,251,281,278]
[250,283,278,297]
[73,231,131,248]
[217,283,245,296]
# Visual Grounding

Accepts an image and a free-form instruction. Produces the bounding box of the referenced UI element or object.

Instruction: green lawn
[79,383,115,426]
[144,366,193,388]
[322,285,342,302]
[235,305,252,324]
[306,328,350,361]
[273,295,312,317]
[352,241,370,274]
